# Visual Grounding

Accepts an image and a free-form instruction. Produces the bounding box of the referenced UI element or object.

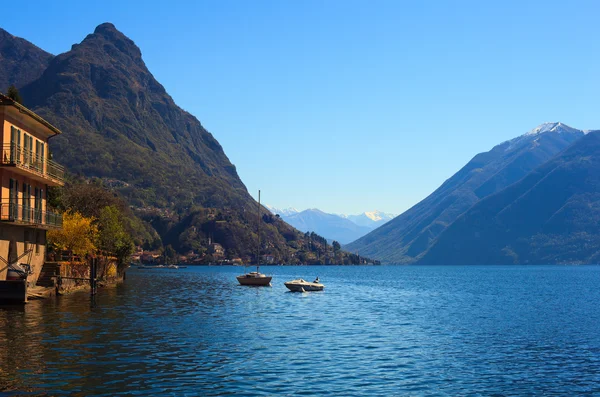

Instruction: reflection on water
[2,265,600,395]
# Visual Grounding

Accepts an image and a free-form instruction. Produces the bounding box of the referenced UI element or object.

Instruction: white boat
[284,277,324,292]
[237,190,272,287]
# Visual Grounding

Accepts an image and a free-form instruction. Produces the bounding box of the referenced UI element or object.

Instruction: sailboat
[237,190,272,286]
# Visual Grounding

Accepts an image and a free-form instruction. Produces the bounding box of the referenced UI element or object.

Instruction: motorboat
[237,271,272,286]
[284,277,324,292]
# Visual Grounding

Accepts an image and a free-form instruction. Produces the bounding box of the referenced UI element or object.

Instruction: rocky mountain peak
[76,22,143,63]
[19,22,245,209]
[94,22,118,34]
[525,122,581,136]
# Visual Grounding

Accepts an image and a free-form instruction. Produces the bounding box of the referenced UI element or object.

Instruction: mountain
[266,205,299,217]
[283,209,372,244]
[346,123,586,263]
[21,23,247,210]
[0,28,53,90]
[267,206,394,243]
[6,23,377,264]
[345,211,396,229]
[418,130,600,265]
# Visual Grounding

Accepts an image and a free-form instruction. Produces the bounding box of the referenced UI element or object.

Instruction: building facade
[0,94,64,284]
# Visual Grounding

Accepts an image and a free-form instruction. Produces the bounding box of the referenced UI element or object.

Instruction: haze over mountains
[346,122,591,263]
[266,206,396,244]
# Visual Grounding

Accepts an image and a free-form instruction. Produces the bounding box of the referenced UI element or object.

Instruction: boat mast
[257,190,261,273]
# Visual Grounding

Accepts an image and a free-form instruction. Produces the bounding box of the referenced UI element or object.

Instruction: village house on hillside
[0,94,64,290]
[209,243,225,258]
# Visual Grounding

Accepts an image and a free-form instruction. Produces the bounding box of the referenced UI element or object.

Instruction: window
[22,183,30,222]
[35,141,41,172]
[28,136,33,166]
[8,179,18,220]
[34,187,42,223]
[23,134,28,165]
[8,126,15,162]
[40,142,45,173]
[23,134,33,166]
[9,178,15,200]
[9,126,21,163]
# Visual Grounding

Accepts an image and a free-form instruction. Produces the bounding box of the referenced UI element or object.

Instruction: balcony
[0,202,63,229]
[0,144,65,186]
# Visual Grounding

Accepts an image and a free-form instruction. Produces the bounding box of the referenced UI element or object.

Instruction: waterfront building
[0,94,64,284]
[209,243,225,258]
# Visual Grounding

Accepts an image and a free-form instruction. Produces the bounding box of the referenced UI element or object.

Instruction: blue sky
[3,0,599,214]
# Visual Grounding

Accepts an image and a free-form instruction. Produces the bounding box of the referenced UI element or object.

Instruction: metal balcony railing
[0,202,63,228]
[0,143,65,183]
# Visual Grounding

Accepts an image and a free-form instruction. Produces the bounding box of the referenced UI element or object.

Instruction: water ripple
[1,265,600,395]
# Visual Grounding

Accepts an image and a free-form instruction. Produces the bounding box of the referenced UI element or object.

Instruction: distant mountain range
[341,211,396,229]
[346,122,590,263]
[266,206,396,244]
[265,206,301,217]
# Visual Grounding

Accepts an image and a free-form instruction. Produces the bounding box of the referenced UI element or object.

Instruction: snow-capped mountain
[346,211,396,228]
[267,206,397,244]
[265,205,299,217]
[283,209,372,244]
[525,122,582,136]
[503,122,585,153]
[346,122,588,263]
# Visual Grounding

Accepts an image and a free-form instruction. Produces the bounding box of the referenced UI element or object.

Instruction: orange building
[0,94,64,284]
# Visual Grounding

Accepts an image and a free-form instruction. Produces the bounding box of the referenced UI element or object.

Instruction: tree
[52,178,157,248]
[163,245,177,264]
[62,180,123,219]
[332,240,341,252]
[97,205,134,274]
[332,240,342,264]
[7,85,22,104]
[46,186,63,211]
[47,211,98,262]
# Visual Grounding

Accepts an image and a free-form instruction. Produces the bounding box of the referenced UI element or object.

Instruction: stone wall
[57,258,119,294]
[0,224,46,284]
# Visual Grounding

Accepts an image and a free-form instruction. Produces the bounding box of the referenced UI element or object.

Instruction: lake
[1,265,600,396]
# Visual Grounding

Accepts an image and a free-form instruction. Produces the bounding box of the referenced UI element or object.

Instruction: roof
[0,93,62,135]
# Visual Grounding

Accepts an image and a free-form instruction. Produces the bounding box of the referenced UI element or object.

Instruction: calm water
[1,265,600,396]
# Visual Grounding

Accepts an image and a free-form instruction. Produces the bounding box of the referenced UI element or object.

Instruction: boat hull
[237,274,272,286]
[284,280,324,292]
